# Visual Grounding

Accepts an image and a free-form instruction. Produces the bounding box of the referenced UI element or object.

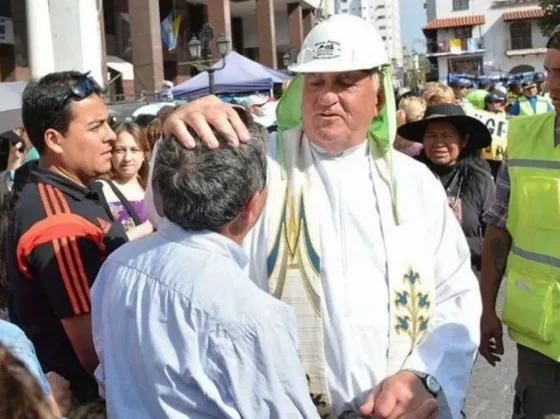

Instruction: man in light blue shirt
[91,111,318,418]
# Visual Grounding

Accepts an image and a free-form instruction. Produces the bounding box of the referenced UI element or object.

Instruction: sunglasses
[62,73,104,105]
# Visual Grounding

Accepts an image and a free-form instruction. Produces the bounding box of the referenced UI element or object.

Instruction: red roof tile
[423,15,485,30]
[503,8,545,21]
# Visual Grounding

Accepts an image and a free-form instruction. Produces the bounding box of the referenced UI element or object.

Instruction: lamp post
[181,23,231,95]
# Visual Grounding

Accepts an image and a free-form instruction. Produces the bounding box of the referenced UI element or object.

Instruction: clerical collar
[309,139,368,159]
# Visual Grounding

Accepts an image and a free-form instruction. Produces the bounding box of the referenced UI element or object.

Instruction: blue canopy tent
[172,51,291,99]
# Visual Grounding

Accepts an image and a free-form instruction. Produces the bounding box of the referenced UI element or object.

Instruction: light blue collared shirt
[92,219,318,419]
[0,320,51,395]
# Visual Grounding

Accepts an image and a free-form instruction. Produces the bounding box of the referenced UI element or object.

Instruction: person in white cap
[159,80,174,102]
[244,94,268,116]
[151,14,480,419]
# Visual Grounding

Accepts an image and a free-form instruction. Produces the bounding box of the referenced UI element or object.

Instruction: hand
[46,372,72,415]
[7,141,24,171]
[163,95,250,149]
[479,310,504,366]
[359,371,437,419]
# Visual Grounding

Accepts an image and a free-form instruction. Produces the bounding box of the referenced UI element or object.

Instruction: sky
[400,0,427,53]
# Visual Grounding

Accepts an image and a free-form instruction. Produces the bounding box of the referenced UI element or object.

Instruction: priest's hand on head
[359,371,437,419]
[163,95,250,149]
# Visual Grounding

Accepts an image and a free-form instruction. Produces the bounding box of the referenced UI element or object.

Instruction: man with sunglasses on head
[4,71,128,404]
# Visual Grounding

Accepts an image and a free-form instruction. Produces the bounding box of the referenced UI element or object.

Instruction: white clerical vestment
[145,129,481,419]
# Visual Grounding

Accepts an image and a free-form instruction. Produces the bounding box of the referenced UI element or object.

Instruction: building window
[510,21,532,50]
[379,26,387,30]
[382,36,387,41]
[452,0,469,11]
[454,27,472,39]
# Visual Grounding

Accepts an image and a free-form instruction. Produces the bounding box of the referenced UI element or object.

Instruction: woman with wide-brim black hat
[397,104,496,275]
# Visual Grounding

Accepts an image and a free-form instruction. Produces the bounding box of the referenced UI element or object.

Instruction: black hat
[397,104,492,150]
[522,80,536,89]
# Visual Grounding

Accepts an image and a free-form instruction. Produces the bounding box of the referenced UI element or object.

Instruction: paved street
[464,289,516,419]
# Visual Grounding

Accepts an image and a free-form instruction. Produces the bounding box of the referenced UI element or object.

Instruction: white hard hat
[289,14,389,73]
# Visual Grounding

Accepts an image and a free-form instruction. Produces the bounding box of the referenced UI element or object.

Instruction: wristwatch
[403,369,442,398]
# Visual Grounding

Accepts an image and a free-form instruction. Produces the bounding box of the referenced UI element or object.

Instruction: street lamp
[180,23,231,95]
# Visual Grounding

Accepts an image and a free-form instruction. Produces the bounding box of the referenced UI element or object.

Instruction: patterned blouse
[108,200,148,232]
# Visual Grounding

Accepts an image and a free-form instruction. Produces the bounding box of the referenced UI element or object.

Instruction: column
[287,3,303,48]
[98,1,108,88]
[10,0,30,80]
[128,0,164,94]
[257,0,277,68]
[303,9,316,38]
[25,0,55,78]
[207,0,232,61]
[49,0,104,86]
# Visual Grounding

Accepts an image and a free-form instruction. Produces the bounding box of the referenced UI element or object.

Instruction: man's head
[479,79,492,91]
[449,78,471,101]
[509,80,522,95]
[288,14,389,154]
[153,110,268,243]
[21,71,114,186]
[485,90,508,113]
[545,25,560,113]
[534,72,546,92]
[522,81,538,98]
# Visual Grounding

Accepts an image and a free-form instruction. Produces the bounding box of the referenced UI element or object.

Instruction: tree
[539,0,560,36]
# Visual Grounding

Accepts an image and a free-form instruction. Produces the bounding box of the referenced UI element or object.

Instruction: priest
[148,14,481,419]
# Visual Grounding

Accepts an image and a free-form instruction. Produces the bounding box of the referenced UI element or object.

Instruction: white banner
[465,108,508,161]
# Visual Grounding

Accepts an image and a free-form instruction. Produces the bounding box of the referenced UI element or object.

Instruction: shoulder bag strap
[105,180,143,227]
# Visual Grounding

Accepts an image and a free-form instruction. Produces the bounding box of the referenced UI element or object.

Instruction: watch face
[426,375,441,395]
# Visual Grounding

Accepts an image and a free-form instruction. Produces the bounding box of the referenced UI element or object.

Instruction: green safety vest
[502,111,560,360]
[518,96,549,116]
[466,89,488,110]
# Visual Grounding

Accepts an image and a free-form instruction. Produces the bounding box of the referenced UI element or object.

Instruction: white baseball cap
[289,14,390,73]
[254,101,278,128]
[245,94,269,108]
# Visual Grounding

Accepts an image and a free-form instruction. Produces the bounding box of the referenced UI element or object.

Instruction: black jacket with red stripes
[6,163,128,403]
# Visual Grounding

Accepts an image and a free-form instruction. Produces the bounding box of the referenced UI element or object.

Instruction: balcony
[426,37,486,57]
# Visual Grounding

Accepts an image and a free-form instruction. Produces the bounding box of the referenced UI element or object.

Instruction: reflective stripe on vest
[502,111,560,360]
[518,97,549,115]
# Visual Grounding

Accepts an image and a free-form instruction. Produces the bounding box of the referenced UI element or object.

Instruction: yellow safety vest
[518,96,549,116]
[502,111,560,360]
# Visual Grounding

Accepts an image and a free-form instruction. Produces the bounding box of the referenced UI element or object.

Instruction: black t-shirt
[6,165,128,403]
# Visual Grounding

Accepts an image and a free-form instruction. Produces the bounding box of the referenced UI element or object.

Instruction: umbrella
[0,81,27,132]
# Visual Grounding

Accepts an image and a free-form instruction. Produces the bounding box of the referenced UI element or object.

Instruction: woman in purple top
[99,122,153,240]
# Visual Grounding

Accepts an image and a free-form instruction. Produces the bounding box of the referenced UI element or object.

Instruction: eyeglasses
[62,73,104,105]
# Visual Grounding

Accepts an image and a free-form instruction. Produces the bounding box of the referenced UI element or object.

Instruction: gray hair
[153,112,268,232]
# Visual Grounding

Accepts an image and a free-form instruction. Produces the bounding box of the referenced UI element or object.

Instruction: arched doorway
[509,65,535,75]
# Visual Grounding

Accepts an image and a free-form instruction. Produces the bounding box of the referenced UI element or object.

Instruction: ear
[376,76,386,114]
[44,128,65,156]
[239,190,263,223]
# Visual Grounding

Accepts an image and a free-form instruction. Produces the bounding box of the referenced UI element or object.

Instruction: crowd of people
[0,12,559,419]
